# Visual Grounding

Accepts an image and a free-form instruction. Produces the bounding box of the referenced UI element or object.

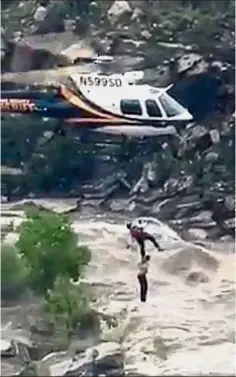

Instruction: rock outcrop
[107,1,132,26]
[1,336,32,376]
[28,342,125,377]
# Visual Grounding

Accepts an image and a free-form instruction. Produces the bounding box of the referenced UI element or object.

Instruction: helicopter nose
[183,109,193,121]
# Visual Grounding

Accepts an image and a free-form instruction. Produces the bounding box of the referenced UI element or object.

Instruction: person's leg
[147,235,164,252]
[143,274,148,300]
[138,275,146,302]
[137,239,146,258]
[137,275,142,301]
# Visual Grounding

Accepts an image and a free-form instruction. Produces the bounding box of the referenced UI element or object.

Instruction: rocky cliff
[1,0,235,239]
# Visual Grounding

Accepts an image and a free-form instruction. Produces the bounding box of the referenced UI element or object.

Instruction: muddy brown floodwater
[1,208,235,375]
[72,219,235,375]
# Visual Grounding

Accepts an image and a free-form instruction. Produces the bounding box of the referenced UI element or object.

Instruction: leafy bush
[1,243,28,300]
[45,277,100,341]
[16,209,91,295]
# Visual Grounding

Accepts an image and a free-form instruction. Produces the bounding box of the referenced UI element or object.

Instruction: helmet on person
[137,219,143,226]
[126,221,132,230]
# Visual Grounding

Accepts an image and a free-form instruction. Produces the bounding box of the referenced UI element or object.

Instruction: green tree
[1,244,28,300]
[44,277,99,342]
[16,209,91,295]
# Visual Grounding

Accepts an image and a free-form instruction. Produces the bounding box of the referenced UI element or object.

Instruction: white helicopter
[1,70,193,137]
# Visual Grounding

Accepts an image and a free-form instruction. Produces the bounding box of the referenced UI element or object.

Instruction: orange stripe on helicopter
[60,85,122,121]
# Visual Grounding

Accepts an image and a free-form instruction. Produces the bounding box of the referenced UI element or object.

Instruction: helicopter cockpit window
[159,93,186,117]
[120,99,142,115]
[145,100,162,117]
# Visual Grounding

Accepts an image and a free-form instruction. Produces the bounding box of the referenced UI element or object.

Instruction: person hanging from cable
[126,220,164,258]
[137,254,150,303]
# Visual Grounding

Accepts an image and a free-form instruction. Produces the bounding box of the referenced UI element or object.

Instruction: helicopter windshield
[159,92,186,118]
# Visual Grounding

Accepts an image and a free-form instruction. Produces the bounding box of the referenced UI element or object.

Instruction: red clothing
[130,227,149,240]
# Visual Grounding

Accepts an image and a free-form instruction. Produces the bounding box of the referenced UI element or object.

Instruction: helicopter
[1,70,193,138]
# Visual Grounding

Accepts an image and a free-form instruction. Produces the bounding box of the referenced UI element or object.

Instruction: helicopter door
[145,99,163,118]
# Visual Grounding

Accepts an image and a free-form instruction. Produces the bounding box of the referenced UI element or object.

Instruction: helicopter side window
[145,99,162,117]
[159,93,185,117]
[120,99,142,115]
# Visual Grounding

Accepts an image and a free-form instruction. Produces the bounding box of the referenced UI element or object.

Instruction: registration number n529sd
[0,99,35,112]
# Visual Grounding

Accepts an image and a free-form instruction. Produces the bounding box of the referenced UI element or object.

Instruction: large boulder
[107,1,132,25]
[1,31,97,74]
[9,198,79,214]
[1,336,32,377]
[41,341,125,376]
[162,247,219,276]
